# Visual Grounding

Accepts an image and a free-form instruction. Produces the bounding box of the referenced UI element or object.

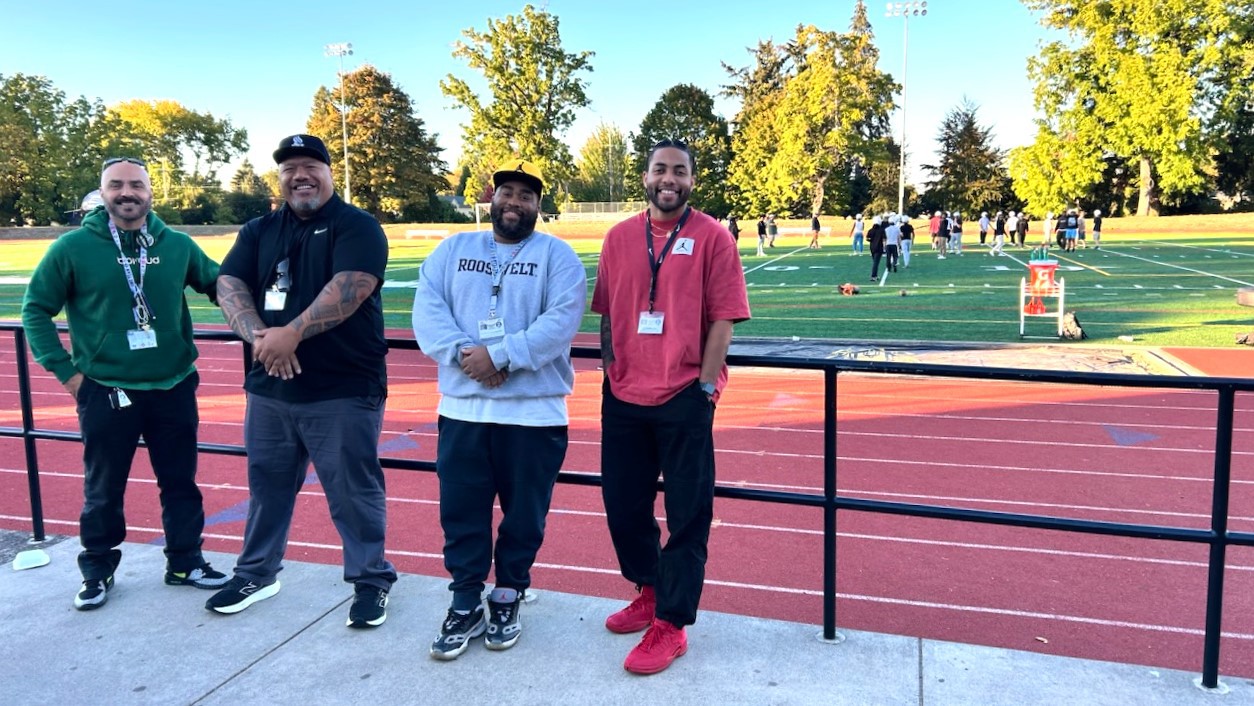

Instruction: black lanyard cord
[644,206,692,313]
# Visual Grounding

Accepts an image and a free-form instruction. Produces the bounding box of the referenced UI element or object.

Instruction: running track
[1,332,1252,678]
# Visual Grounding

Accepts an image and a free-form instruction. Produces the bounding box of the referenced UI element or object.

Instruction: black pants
[76,373,206,580]
[437,417,567,610]
[870,250,885,278]
[886,244,899,271]
[601,380,716,627]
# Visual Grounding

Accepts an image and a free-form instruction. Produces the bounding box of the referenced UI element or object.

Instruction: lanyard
[107,219,154,329]
[643,207,691,313]
[488,233,531,318]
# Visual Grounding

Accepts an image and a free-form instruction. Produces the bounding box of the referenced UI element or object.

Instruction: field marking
[742,246,809,276]
[1106,246,1254,286]
[1157,241,1254,259]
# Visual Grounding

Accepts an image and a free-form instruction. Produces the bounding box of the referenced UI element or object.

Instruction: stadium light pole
[886,1,927,216]
[324,42,354,206]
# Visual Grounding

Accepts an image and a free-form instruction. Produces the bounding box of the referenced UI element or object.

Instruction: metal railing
[2,320,1252,689]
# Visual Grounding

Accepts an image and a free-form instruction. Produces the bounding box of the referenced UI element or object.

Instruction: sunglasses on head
[103,157,147,168]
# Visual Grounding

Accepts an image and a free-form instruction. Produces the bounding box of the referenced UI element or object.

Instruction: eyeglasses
[103,157,147,168]
[274,258,291,291]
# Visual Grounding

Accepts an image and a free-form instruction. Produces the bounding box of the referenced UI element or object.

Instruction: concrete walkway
[2,537,1248,705]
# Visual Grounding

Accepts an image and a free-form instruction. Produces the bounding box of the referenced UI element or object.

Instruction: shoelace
[492,604,514,623]
[639,622,668,650]
[444,610,476,632]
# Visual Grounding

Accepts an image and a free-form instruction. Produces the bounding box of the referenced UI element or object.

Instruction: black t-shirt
[219,194,389,402]
[811,216,821,230]
[900,222,914,240]
[1093,215,1103,230]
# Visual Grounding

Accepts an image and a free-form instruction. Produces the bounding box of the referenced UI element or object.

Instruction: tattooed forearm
[217,275,265,344]
[287,271,378,340]
[600,314,614,366]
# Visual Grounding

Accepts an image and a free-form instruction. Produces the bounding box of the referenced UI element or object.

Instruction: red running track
[1,333,1253,678]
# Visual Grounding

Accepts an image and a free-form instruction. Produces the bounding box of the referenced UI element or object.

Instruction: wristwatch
[699,381,716,397]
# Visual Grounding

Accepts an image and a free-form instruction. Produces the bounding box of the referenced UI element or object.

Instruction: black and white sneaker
[430,606,486,661]
[347,584,388,629]
[204,575,280,614]
[164,563,230,589]
[74,576,114,611]
[485,591,522,651]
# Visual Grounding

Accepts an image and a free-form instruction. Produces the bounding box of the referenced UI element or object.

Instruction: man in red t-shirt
[591,139,751,675]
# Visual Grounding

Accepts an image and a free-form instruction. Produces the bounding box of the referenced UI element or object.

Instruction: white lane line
[743,247,809,276]
[1104,248,1254,287]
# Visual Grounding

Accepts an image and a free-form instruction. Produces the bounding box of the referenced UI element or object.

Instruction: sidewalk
[2,537,1246,705]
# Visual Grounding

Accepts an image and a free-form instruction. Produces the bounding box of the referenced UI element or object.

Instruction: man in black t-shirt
[207,134,397,627]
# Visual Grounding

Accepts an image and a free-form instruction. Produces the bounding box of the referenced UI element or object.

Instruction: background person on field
[726,215,739,243]
[209,134,397,627]
[929,211,941,250]
[849,213,865,256]
[413,161,586,661]
[899,215,915,268]
[593,138,750,675]
[766,213,778,247]
[1077,209,1087,248]
[756,215,767,256]
[936,211,950,259]
[1092,209,1103,249]
[808,213,822,249]
[1061,208,1080,251]
[978,211,990,245]
[21,156,228,611]
[1016,211,1030,249]
[884,214,901,272]
[989,211,1006,257]
[867,215,887,280]
[1043,212,1056,248]
[949,212,964,255]
[1005,211,1020,248]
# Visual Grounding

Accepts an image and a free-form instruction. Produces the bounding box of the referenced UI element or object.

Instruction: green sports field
[2,213,1252,347]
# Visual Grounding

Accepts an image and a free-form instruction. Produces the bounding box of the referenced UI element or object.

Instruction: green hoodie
[21,207,219,390]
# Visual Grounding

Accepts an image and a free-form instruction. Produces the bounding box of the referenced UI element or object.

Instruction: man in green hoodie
[21,157,228,611]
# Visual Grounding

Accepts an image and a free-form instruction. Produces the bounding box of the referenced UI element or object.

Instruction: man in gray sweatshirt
[412,160,587,661]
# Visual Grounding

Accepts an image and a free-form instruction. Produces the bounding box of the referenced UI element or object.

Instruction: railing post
[1200,386,1235,689]
[13,328,46,542]
[822,366,838,640]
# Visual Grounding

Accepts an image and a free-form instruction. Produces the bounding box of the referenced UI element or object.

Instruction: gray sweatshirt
[412,230,586,421]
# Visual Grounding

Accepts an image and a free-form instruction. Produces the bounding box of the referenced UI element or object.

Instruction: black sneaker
[165,563,230,589]
[485,595,522,651]
[204,575,280,615]
[74,576,114,611]
[347,584,388,629]
[430,606,486,661]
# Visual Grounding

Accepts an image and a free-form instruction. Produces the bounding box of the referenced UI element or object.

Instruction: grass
[2,212,1253,348]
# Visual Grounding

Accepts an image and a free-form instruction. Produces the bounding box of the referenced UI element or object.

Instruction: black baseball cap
[273,134,331,165]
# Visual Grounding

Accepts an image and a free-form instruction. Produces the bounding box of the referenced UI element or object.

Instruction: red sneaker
[605,585,655,634]
[623,618,688,675]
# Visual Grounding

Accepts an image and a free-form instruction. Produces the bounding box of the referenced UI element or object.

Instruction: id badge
[126,329,157,350]
[264,290,287,311]
[478,317,505,340]
[109,388,132,410]
[637,311,665,335]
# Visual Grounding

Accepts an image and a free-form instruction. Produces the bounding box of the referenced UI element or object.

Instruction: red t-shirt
[591,208,751,406]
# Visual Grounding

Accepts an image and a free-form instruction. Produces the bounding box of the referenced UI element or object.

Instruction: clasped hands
[460,345,508,388]
[253,325,302,380]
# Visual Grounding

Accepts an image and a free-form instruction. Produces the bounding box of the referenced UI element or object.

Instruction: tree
[630,85,731,215]
[922,99,1015,215]
[1021,0,1249,216]
[723,3,896,217]
[0,74,133,225]
[307,64,447,222]
[109,99,247,193]
[568,123,630,203]
[441,4,593,209]
[224,159,273,223]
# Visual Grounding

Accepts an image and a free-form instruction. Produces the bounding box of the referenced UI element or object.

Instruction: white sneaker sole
[209,580,281,614]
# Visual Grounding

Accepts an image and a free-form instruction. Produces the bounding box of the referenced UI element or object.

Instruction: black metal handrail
[2,320,1251,689]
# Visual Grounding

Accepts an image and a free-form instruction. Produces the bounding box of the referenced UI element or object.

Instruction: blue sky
[3,1,1055,188]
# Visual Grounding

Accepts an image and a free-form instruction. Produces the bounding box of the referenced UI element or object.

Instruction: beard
[104,195,152,226]
[490,202,538,242]
[645,184,690,216]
